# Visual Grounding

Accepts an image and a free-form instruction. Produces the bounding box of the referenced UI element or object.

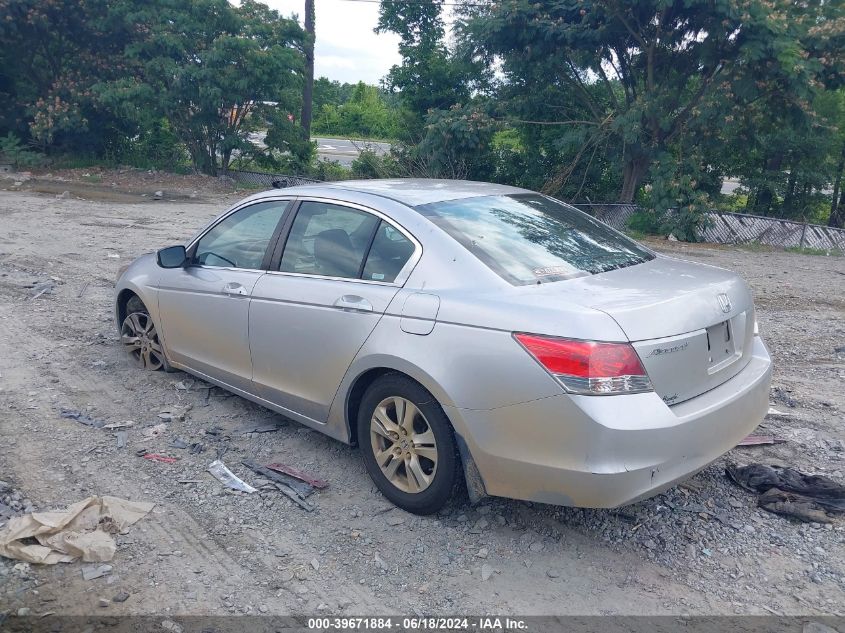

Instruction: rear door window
[416,194,654,285]
[362,222,415,283]
[279,201,379,279]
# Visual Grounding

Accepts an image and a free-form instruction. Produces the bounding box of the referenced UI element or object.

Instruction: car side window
[195,201,287,269]
[279,202,379,279]
[362,221,415,282]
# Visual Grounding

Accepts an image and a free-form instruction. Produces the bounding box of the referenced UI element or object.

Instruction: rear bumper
[446,336,772,508]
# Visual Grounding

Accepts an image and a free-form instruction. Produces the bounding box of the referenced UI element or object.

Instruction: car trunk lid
[532,256,756,405]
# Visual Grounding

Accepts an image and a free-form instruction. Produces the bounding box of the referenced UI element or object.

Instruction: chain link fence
[225,169,320,189]
[575,204,845,251]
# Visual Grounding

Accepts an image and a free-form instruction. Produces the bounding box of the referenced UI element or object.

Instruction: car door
[157,199,290,390]
[249,199,420,422]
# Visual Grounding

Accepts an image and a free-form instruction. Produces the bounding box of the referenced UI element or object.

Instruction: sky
[262,0,403,85]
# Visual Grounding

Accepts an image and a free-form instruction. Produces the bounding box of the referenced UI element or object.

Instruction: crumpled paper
[0,496,154,564]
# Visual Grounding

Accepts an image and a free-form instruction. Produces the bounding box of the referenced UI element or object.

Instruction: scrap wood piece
[142,453,178,464]
[266,462,328,489]
[103,421,134,430]
[208,459,257,494]
[241,459,314,498]
[273,483,315,512]
[737,434,787,446]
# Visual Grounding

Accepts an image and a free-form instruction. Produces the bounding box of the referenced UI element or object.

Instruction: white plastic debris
[208,460,257,494]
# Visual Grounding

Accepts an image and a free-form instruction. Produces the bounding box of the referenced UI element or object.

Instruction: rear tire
[120,296,174,372]
[357,374,462,515]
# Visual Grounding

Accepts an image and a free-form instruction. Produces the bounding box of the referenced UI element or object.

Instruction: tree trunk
[753,153,783,216]
[830,186,845,228]
[300,0,315,138]
[619,154,648,203]
[782,167,797,215]
[829,144,845,226]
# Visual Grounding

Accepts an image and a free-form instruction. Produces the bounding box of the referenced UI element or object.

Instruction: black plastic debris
[60,409,106,429]
[726,463,845,522]
[235,422,280,435]
[169,437,189,450]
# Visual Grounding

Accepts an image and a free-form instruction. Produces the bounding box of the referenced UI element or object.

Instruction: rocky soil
[0,182,843,619]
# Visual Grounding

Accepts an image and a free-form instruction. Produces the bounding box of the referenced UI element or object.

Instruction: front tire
[357,374,462,515]
[120,297,173,372]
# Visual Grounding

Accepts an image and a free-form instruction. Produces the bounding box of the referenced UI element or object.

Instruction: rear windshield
[416,194,654,285]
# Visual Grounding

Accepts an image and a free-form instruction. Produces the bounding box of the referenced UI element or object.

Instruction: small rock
[476,548,489,559]
[386,515,405,527]
[82,564,113,581]
[98,598,110,608]
[310,558,320,571]
[161,620,183,633]
[546,569,561,579]
[113,591,130,603]
[17,608,31,617]
[644,539,657,550]
[481,564,494,582]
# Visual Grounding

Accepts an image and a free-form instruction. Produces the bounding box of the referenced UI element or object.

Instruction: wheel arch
[339,360,488,504]
[115,288,142,326]
[339,358,455,446]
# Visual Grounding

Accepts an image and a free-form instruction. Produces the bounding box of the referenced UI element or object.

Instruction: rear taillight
[513,333,652,395]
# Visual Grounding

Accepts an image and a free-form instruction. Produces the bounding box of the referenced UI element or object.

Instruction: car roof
[272,178,530,208]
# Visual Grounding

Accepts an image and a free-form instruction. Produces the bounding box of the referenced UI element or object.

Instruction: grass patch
[785,245,843,257]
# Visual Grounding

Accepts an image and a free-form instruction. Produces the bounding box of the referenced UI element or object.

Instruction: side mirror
[157,245,187,268]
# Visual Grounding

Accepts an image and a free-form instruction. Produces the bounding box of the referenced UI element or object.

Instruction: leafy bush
[308,159,351,182]
[350,150,402,179]
[0,133,45,168]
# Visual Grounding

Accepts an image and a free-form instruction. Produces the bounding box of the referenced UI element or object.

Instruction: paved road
[314,137,390,166]
[247,132,391,167]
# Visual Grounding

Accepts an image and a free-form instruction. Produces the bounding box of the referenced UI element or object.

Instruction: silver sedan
[114,179,772,514]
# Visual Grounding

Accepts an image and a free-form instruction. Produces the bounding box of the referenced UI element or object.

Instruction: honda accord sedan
[114,179,772,514]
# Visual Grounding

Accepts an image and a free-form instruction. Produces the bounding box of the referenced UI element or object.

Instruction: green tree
[0,0,143,153]
[462,0,844,212]
[117,0,304,175]
[377,0,472,137]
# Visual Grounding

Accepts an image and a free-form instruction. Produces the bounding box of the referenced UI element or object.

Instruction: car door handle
[222,282,248,296]
[333,295,373,312]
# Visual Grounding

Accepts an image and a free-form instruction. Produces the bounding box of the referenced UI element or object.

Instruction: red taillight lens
[514,333,652,395]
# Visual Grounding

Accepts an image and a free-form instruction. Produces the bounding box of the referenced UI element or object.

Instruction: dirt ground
[0,175,844,618]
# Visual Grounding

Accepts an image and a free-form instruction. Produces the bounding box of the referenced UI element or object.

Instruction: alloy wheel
[121,312,166,371]
[369,396,438,494]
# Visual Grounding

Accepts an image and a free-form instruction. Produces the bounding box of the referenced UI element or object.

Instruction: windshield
[417,194,654,285]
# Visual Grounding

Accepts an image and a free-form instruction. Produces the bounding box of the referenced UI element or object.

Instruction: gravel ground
[0,183,843,618]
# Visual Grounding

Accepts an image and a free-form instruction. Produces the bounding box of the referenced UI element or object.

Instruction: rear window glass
[416,194,654,285]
